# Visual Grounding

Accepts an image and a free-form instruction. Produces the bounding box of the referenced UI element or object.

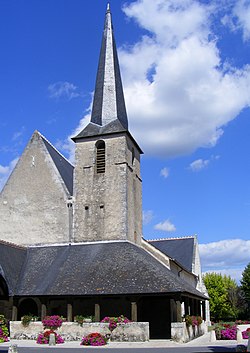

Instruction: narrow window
[96,140,105,174]
[132,147,135,166]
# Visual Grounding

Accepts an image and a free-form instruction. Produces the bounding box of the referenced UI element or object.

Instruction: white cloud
[154,219,176,232]
[48,81,81,100]
[200,239,250,282]
[160,167,169,178]
[0,158,19,191]
[117,0,250,157]
[202,268,244,284]
[189,155,220,171]
[143,210,154,225]
[199,239,250,269]
[189,158,210,171]
[234,0,250,41]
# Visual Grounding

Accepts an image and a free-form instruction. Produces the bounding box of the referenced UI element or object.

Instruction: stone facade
[0,132,71,246]
[73,133,142,244]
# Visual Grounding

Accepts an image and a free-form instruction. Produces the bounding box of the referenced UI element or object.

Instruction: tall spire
[90,3,128,129]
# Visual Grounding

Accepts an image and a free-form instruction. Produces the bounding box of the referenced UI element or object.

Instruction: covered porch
[5,292,207,339]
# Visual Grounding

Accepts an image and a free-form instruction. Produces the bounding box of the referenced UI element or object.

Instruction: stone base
[171,321,207,343]
[10,321,149,342]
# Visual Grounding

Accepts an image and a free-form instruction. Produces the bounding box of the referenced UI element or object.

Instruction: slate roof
[0,241,206,299]
[72,121,143,154]
[73,5,130,141]
[40,133,74,195]
[90,5,128,129]
[149,237,195,272]
[0,241,27,296]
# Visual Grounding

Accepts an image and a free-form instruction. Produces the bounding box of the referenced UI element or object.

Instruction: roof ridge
[148,235,196,242]
[37,131,74,168]
[0,239,27,250]
[28,239,128,249]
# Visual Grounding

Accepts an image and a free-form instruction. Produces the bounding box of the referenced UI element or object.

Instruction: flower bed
[36,330,64,344]
[185,315,202,328]
[214,322,237,340]
[42,315,64,330]
[101,315,130,331]
[211,322,250,341]
[0,315,9,343]
[81,332,108,346]
[242,328,250,339]
[34,316,65,345]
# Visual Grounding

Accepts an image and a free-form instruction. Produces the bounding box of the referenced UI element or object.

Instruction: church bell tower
[72,4,143,245]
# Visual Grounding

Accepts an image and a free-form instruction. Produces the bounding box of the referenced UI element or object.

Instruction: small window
[96,140,105,174]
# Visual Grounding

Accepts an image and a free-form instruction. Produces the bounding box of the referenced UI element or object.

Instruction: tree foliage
[241,262,250,301]
[203,272,239,321]
[240,262,250,317]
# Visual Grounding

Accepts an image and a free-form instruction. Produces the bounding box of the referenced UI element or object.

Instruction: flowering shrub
[0,315,7,326]
[0,315,9,343]
[213,322,239,340]
[81,332,108,346]
[74,315,93,325]
[101,315,130,331]
[242,328,250,339]
[21,314,39,327]
[0,327,9,343]
[36,330,64,344]
[42,315,64,330]
[220,326,237,340]
[185,315,202,327]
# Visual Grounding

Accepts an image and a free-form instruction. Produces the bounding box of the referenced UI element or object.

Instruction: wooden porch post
[41,304,47,320]
[67,303,73,322]
[95,303,100,322]
[202,301,206,321]
[176,301,182,322]
[12,305,18,321]
[131,302,137,322]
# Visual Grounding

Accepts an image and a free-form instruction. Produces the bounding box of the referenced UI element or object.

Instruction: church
[0,5,208,339]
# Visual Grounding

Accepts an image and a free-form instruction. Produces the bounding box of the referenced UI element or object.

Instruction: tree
[241,262,250,301]
[203,272,239,321]
[240,262,250,317]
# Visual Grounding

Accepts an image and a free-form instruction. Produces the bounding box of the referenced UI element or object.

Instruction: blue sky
[0,0,250,282]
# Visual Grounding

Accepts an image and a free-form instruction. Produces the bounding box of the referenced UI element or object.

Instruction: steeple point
[90,4,128,129]
[73,4,129,141]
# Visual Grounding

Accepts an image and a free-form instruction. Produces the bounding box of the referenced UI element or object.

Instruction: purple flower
[42,315,64,330]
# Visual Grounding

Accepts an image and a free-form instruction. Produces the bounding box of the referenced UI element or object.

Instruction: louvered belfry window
[96,140,106,174]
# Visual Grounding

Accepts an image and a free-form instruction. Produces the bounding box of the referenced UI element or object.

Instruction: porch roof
[0,241,206,299]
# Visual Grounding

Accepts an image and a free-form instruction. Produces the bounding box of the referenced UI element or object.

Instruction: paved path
[0,332,248,350]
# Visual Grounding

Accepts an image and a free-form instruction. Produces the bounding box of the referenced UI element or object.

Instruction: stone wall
[171,321,207,343]
[0,131,71,246]
[10,321,149,342]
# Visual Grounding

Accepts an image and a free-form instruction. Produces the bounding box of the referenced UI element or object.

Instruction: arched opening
[96,140,105,174]
[18,298,39,320]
